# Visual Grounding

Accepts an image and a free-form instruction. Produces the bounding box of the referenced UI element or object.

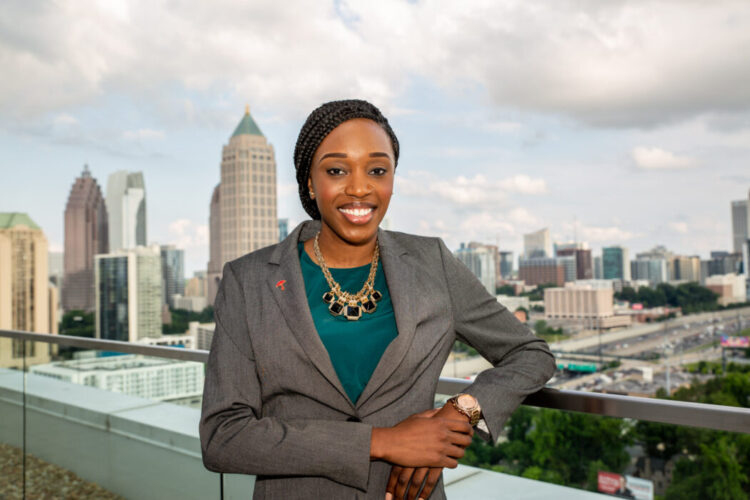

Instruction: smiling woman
[199,99,556,500]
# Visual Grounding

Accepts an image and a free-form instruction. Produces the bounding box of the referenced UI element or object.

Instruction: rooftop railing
[2,328,749,499]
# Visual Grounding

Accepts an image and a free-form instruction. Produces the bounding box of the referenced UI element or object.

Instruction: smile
[338,206,375,224]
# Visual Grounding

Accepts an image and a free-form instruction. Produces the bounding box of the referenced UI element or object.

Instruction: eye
[326,167,346,176]
[370,167,388,176]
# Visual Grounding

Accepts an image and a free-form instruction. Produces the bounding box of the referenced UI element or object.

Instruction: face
[308,118,395,247]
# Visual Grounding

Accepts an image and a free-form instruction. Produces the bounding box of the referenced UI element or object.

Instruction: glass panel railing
[0,345,24,500]
[22,343,220,499]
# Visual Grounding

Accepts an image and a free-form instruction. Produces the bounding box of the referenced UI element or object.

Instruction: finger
[441,457,458,469]
[419,468,443,500]
[443,419,474,435]
[406,467,429,500]
[386,466,402,496]
[394,466,415,500]
[446,444,466,459]
[452,432,473,448]
[415,407,441,418]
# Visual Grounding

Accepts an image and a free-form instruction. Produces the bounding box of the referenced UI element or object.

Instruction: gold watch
[447,394,482,426]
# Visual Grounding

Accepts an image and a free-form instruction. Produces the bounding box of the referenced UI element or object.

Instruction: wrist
[438,403,470,422]
[370,427,388,460]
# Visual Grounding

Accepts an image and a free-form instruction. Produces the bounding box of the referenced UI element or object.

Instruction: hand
[370,407,473,468]
[384,404,472,500]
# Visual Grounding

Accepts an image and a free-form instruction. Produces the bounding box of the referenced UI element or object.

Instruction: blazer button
[347,416,361,422]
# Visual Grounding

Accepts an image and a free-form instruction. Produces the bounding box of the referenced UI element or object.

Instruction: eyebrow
[318,152,392,162]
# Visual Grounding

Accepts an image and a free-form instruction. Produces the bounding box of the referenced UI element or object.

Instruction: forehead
[313,118,393,158]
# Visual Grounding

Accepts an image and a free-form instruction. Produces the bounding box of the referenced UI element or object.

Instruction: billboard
[598,471,653,500]
[720,335,750,348]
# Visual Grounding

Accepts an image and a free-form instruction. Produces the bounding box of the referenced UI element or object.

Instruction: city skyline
[2,2,750,275]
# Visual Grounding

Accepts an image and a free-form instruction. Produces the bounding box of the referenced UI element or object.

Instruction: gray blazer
[200,220,556,499]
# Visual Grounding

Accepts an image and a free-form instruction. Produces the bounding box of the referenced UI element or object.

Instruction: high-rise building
[731,190,750,254]
[455,243,497,294]
[0,213,58,369]
[498,251,514,280]
[524,228,552,258]
[207,184,222,306]
[594,255,603,279]
[603,246,630,281]
[672,255,701,282]
[207,107,278,304]
[558,256,577,283]
[63,165,109,312]
[278,218,289,242]
[106,170,146,252]
[555,243,593,280]
[631,259,668,285]
[95,245,163,342]
[518,257,565,287]
[185,270,207,299]
[160,245,184,308]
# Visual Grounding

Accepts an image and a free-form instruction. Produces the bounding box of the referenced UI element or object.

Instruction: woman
[200,99,556,500]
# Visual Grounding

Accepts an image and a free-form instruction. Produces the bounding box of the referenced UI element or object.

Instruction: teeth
[340,207,373,217]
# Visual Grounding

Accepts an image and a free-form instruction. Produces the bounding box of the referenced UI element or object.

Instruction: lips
[338,203,375,225]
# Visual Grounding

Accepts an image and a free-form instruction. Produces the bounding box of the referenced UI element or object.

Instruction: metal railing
[3,329,749,434]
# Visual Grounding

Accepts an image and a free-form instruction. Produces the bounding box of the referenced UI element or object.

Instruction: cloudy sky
[2,0,749,275]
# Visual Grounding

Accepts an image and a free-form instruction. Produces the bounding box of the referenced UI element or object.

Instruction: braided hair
[294,99,400,219]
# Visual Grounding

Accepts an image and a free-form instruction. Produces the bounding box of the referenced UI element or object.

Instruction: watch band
[447,394,482,426]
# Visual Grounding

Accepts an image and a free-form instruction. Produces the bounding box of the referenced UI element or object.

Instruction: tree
[496,284,516,296]
[59,310,95,338]
[665,437,747,500]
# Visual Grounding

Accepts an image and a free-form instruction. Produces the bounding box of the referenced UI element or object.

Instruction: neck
[308,223,377,268]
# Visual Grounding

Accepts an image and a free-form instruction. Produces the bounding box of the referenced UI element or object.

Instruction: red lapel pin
[275,279,286,291]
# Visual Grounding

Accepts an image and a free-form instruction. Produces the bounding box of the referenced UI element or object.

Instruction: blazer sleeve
[437,239,556,442]
[199,262,373,491]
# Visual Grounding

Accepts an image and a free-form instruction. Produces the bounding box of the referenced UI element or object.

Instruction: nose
[344,168,371,198]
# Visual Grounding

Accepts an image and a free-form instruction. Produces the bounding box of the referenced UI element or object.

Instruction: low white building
[496,295,530,312]
[29,354,204,402]
[189,321,216,350]
[705,273,747,306]
[172,294,207,313]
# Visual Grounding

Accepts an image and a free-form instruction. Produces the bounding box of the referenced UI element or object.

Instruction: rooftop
[231,105,263,137]
[0,212,40,230]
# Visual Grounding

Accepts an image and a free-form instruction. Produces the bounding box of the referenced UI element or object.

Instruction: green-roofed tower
[0,212,41,230]
[208,105,278,303]
[231,104,264,137]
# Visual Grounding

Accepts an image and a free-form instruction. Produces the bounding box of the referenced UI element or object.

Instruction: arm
[437,239,557,442]
[199,262,372,490]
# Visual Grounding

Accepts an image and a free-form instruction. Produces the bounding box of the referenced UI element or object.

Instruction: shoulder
[381,229,452,267]
[223,243,278,278]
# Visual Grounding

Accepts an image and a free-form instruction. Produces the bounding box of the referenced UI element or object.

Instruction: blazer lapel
[356,228,418,410]
[267,220,354,410]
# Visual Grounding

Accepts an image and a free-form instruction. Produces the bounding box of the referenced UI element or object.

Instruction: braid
[294,99,400,219]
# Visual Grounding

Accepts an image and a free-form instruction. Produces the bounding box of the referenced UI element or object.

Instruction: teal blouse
[298,242,398,405]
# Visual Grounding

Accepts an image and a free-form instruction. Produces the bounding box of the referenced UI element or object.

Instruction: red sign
[598,471,621,494]
[632,303,644,310]
[721,335,749,348]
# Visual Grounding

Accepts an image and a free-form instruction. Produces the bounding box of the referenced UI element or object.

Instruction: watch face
[457,394,477,409]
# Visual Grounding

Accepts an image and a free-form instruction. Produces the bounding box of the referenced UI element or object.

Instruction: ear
[307,176,314,199]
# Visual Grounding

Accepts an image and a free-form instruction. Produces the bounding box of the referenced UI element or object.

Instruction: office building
[556,244,592,281]
[95,245,163,343]
[594,255,603,279]
[188,321,216,350]
[631,259,668,285]
[106,170,146,251]
[63,165,109,312]
[672,255,701,282]
[558,256,577,283]
[524,228,552,258]
[518,257,565,287]
[185,270,207,298]
[455,243,496,294]
[207,184,222,306]
[498,251,513,280]
[278,218,289,241]
[172,294,207,313]
[0,213,58,369]
[207,107,278,304]
[544,283,614,319]
[30,354,204,402]
[731,190,750,254]
[160,245,185,308]
[705,274,747,306]
[603,246,631,281]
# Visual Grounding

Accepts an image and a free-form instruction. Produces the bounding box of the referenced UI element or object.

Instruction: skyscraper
[0,213,58,369]
[207,184,222,306]
[602,246,631,281]
[160,245,185,308]
[455,243,496,294]
[207,106,278,304]
[555,243,593,280]
[498,251,514,280]
[524,228,552,258]
[63,165,109,312]
[95,245,162,342]
[106,170,147,251]
[731,190,750,254]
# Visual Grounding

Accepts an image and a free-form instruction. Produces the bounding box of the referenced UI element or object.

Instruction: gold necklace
[313,231,382,321]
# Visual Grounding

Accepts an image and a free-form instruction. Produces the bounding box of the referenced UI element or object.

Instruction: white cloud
[632,147,697,170]
[2,1,749,128]
[168,218,208,248]
[669,221,689,234]
[396,172,547,208]
[578,224,642,243]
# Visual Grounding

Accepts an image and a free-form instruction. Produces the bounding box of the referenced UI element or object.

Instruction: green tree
[496,284,516,296]
[665,437,747,500]
[59,310,95,338]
